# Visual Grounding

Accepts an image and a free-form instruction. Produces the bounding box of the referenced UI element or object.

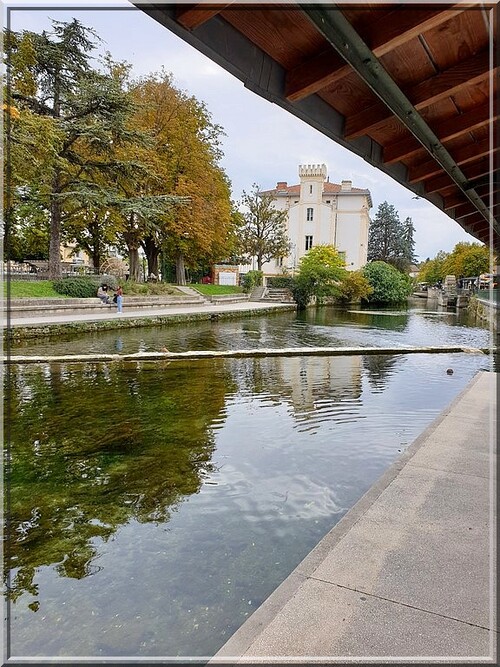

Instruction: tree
[417,242,490,285]
[417,250,449,284]
[5,20,138,278]
[362,261,413,303]
[293,244,347,309]
[238,185,291,271]
[129,71,232,283]
[443,242,489,277]
[367,202,415,271]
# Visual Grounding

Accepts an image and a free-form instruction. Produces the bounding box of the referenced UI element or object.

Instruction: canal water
[5,304,492,658]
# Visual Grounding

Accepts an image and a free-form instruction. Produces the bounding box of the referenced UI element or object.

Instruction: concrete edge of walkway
[210,370,491,662]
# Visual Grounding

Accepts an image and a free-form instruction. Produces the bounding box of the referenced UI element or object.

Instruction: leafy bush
[362,261,413,304]
[121,281,176,296]
[266,276,295,289]
[241,270,263,293]
[336,270,373,304]
[52,276,103,298]
[290,277,313,310]
[293,245,347,309]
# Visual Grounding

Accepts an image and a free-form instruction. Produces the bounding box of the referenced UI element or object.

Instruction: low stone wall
[5,305,296,341]
[467,295,498,331]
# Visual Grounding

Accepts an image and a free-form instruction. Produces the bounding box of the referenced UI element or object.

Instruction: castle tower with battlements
[253,164,372,279]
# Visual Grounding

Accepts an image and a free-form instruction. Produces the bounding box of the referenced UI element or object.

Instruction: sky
[4,1,483,262]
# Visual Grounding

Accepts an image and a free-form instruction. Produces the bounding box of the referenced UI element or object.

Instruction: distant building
[250,164,372,280]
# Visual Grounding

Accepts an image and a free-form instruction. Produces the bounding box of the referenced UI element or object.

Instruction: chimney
[276,181,287,190]
[341,180,352,191]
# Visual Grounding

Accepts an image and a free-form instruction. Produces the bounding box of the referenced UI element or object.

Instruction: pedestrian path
[6,299,295,329]
[211,370,497,663]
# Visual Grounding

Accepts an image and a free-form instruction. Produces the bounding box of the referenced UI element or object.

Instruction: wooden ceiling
[134,2,499,249]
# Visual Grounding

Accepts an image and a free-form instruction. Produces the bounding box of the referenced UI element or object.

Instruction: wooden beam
[345,50,491,140]
[460,214,490,228]
[286,5,466,102]
[384,104,494,165]
[408,139,494,184]
[444,183,499,210]
[424,158,490,194]
[454,201,500,219]
[285,50,350,102]
[176,4,232,30]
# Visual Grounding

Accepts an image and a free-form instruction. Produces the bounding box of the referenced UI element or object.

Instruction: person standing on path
[114,285,123,314]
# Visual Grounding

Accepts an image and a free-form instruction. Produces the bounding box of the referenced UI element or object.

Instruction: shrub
[362,261,413,304]
[266,276,295,289]
[293,245,347,309]
[290,277,313,309]
[336,271,373,304]
[52,276,103,298]
[121,281,176,296]
[241,270,263,292]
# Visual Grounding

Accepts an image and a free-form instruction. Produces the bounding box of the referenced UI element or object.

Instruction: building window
[326,200,331,204]
[309,185,313,194]
[294,200,299,203]
[306,207,314,221]
[305,235,313,251]
[276,256,283,268]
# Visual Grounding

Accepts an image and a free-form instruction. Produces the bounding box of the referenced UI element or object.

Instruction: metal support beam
[299,4,498,237]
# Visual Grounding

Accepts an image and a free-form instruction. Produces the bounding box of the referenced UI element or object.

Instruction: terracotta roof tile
[261,182,368,195]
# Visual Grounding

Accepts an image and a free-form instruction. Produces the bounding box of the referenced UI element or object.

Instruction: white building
[256,164,372,279]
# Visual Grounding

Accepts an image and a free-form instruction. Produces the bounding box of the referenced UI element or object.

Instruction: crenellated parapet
[298,164,327,179]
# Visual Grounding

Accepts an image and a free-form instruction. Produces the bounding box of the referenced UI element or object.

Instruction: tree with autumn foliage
[129,71,232,284]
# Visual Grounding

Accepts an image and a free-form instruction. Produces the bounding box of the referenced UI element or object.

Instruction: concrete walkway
[212,370,497,663]
[6,299,294,329]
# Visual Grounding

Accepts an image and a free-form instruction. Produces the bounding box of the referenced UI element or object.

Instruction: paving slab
[211,371,497,663]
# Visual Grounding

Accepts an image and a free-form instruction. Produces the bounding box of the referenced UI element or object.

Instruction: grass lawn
[192,284,244,296]
[4,280,67,298]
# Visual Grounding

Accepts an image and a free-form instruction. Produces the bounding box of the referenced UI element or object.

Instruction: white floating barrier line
[3,346,493,364]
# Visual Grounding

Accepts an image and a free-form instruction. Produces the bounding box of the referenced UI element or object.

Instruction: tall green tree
[238,185,291,271]
[367,202,415,271]
[5,20,137,278]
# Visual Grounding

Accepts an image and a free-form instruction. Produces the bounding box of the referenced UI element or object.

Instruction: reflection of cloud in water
[204,464,343,525]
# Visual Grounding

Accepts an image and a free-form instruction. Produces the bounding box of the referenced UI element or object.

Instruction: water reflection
[5,347,490,657]
[6,361,230,605]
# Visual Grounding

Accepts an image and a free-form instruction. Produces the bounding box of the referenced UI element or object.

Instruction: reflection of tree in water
[363,354,401,389]
[5,360,232,604]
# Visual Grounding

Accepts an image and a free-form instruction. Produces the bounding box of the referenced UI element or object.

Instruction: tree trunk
[90,215,101,273]
[48,174,62,279]
[128,247,141,281]
[142,236,160,277]
[123,220,141,281]
[257,254,263,272]
[175,250,186,285]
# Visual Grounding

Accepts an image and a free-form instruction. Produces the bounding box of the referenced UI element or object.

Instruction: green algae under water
[5,306,493,658]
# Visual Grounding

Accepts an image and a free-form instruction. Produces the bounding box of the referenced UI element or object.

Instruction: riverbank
[5,301,296,340]
[211,370,497,662]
